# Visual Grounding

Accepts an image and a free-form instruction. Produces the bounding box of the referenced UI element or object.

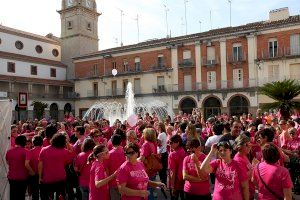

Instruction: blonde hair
[143,128,157,142]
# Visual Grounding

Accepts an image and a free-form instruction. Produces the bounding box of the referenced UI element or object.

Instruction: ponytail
[87,144,107,164]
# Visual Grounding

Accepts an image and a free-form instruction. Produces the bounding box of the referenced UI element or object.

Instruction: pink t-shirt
[39,145,71,183]
[253,162,293,200]
[210,159,247,200]
[74,151,92,187]
[140,141,157,177]
[183,153,210,195]
[168,147,188,190]
[117,160,149,200]
[107,146,126,188]
[286,138,300,151]
[42,138,51,147]
[233,152,255,199]
[140,141,157,157]
[26,146,42,174]
[6,146,29,180]
[89,161,109,200]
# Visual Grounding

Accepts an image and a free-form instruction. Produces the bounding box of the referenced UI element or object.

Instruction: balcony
[284,46,300,57]
[106,88,124,96]
[152,85,168,93]
[178,59,195,68]
[260,48,285,60]
[202,57,220,67]
[227,52,247,63]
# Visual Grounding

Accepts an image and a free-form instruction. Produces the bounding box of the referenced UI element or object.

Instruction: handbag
[143,153,162,176]
[257,163,284,200]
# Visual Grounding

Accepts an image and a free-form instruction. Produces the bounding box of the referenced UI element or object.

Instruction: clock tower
[59,0,100,79]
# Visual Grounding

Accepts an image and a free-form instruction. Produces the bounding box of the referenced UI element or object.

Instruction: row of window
[91,68,244,96]
[0,38,59,57]
[7,62,57,77]
[91,34,300,73]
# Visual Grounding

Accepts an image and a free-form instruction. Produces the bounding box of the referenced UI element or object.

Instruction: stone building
[73,7,300,119]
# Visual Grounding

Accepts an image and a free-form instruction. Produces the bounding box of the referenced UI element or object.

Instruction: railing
[285,46,300,57]
[105,88,124,96]
[202,57,220,66]
[178,59,195,68]
[152,64,166,71]
[227,52,247,63]
[259,47,300,60]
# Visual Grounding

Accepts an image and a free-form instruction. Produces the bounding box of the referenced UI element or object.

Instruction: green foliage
[31,101,48,120]
[259,79,300,119]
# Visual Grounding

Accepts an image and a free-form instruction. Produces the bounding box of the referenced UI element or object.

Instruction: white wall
[0,58,66,80]
[0,32,61,61]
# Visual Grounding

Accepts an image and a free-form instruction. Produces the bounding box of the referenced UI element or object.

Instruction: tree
[31,101,48,120]
[259,79,300,120]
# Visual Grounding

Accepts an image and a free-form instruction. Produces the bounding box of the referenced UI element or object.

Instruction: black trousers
[8,179,27,200]
[184,192,211,200]
[40,181,66,200]
[159,152,168,185]
[28,175,39,200]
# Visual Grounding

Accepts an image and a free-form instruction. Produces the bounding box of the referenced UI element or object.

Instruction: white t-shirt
[205,135,223,148]
[157,132,167,154]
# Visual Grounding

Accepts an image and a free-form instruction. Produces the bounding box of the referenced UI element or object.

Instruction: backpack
[143,153,162,176]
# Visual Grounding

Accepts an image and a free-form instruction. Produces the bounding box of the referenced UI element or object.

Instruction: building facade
[0,0,101,121]
[74,7,300,119]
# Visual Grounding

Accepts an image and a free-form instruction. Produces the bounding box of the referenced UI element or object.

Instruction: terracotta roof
[0,75,73,86]
[0,51,67,68]
[74,15,300,60]
[0,25,60,45]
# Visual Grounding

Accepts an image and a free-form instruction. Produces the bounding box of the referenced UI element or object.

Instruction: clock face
[67,0,74,7]
[86,0,93,9]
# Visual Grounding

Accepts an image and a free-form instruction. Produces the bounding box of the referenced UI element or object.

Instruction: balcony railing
[285,46,300,57]
[227,52,247,63]
[178,59,195,68]
[202,57,220,66]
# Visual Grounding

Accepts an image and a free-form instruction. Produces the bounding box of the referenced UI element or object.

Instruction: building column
[247,34,258,87]
[59,86,64,94]
[195,41,202,89]
[28,84,33,93]
[45,85,49,93]
[220,38,227,88]
[171,46,178,89]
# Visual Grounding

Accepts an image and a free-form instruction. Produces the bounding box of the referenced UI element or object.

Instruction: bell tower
[59,0,100,80]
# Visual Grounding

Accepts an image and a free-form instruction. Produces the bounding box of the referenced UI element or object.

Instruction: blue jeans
[148,175,156,200]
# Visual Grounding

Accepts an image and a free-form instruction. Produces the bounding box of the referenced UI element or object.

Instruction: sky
[0,0,300,50]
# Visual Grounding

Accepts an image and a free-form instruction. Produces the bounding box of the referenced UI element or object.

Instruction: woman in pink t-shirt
[6,135,29,200]
[168,134,188,200]
[88,144,117,200]
[74,138,96,200]
[253,143,293,200]
[183,139,210,199]
[201,142,249,200]
[233,134,255,200]
[117,143,165,200]
[38,133,72,200]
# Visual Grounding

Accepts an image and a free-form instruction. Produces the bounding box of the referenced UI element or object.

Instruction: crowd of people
[5,109,300,200]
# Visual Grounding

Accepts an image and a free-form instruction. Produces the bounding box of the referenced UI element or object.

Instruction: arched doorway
[64,103,72,114]
[203,97,221,119]
[50,103,59,121]
[229,96,249,116]
[180,97,197,114]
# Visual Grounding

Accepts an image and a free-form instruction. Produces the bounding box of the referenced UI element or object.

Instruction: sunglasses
[125,151,136,155]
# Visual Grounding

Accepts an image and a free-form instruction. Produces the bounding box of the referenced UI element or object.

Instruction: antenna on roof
[228,0,232,26]
[184,0,189,35]
[199,20,202,32]
[117,8,125,46]
[134,14,140,43]
[210,10,212,30]
[114,38,118,47]
[163,3,169,38]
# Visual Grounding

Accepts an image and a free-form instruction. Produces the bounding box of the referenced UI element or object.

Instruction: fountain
[83,82,172,124]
